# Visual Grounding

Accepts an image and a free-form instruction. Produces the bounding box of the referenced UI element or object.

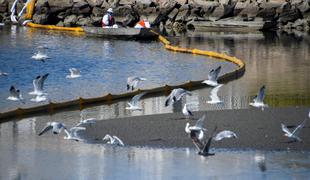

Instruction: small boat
[82,27,158,40]
[187,18,278,32]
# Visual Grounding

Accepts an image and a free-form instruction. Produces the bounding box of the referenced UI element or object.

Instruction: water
[0,26,236,112]
[0,118,309,179]
[1,26,310,179]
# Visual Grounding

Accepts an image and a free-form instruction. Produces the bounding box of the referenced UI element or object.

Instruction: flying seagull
[249,85,268,110]
[281,117,308,142]
[64,127,86,141]
[31,51,49,62]
[76,112,96,127]
[182,103,193,118]
[198,126,218,156]
[126,92,147,111]
[127,76,147,91]
[38,122,66,136]
[165,88,192,107]
[7,86,25,104]
[185,114,207,150]
[202,66,221,87]
[207,84,223,104]
[102,134,125,146]
[213,130,238,141]
[66,68,81,79]
[29,73,49,96]
[0,70,8,76]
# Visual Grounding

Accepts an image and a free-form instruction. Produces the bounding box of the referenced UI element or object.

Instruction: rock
[292,18,304,28]
[256,7,277,21]
[172,21,186,32]
[76,16,92,26]
[122,4,140,27]
[48,0,73,13]
[36,0,49,9]
[279,8,303,25]
[0,0,8,13]
[238,1,260,19]
[63,14,77,26]
[296,0,310,14]
[57,11,66,20]
[73,0,88,8]
[32,13,49,24]
[92,6,104,17]
[72,5,91,14]
[86,0,104,7]
[90,14,102,26]
[56,20,64,26]
[35,6,50,14]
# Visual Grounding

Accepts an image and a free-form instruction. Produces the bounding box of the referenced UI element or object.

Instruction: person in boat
[102,8,118,28]
[134,19,151,28]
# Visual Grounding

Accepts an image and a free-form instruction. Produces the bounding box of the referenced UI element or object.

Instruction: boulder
[86,0,104,7]
[72,5,91,14]
[56,20,64,26]
[76,16,92,26]
[0,0,8,13]
[92,6,104,17]
[32,13,49,24]
[48,0,73,13]
[63,14,77,26]
[90,14,102,25]
[73,0,88,8]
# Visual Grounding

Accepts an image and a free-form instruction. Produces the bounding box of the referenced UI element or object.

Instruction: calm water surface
[1,26,310,179]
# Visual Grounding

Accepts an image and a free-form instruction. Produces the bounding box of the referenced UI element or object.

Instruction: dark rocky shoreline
[1,0,310,33]
[78,106,310,151]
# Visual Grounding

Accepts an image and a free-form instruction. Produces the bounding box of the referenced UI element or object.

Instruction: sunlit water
[0,118,309,179]
[1,26,310,179]
[0,26,237,112]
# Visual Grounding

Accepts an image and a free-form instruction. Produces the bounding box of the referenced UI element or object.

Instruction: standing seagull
[127,76,147,91]
[207,84,223,104]
[38,122,66,136]
[7,86,25,104]
[102,134,125,146]
[182,103,193,118]
[64,127,86,141]
[29,73,49,95]
[281,116,308,142]
[202,66,221,87]
[249,85,268,110]
[165,88,192,107]
[126,92,147,111]
[30,94,48,103]
[66,68,81,79]
[213,130,238,141]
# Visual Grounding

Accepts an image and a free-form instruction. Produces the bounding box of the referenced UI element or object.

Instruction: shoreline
[83,106,310,151]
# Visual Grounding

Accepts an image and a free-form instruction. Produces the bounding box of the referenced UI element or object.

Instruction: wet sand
[84,106,310,151]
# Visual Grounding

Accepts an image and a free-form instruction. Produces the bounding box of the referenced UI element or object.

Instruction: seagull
[207,84,223,104]
[185,114,207,150]
[76,112,96,127]
[7,86,25,104]
[249,85,268,110]
[64,127,86,141]
[165,88,192,107]
[126,92,147,111]
[0,71,8,76]
[30,94,48,103]
[29,73,49,95]
[254,153,267,172]
[38,122,66,136]
[31,51,49,62]
[127,76,147,91]
[213,130,238,141]
[37,45,48,49]
[102,134,125,146]
[182,103,193,118]
[202,66,221,87]
[66,68,81,79]
[198,126,218,156]
[281,119,307,142]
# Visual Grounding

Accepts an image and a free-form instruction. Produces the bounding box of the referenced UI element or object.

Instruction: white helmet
[107,8,113,13]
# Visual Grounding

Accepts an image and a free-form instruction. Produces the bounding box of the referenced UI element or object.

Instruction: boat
[187,18,278,32]
[82,27,158,40]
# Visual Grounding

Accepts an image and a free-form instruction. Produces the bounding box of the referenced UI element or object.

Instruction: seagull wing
[195,114,206,129]
[70,127,86,137]
[130,92,147,106]
[38,73,49,91]
[38,123,52,136]
[113,136,124,146]
[292,120,306,136]
[214,130,237,141]
[281,123,291,135]
[165,93,173,107]
[103,134,113,142]
[175,88,191,101]
[33,76,40,92]
[210,84,222,102]
[208,66,221,81]
[256,85,265,103]
[213,66,221,80]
